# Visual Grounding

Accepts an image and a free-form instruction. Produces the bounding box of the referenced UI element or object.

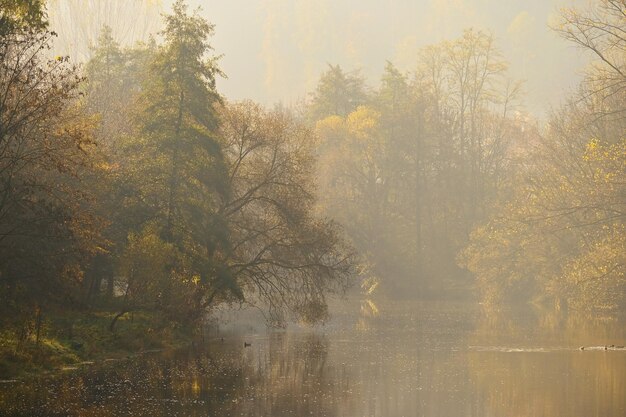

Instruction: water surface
[2,299,625,416]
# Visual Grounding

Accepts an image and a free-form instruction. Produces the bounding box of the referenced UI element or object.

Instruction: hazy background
[49,0,589,118]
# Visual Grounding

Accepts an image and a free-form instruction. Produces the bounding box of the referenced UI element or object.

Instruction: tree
[218,101,353,325]
[141,0,226,234]
[109,0,231,327]
[0,0,46,36]
[438,29,510,223]
[308,64,369,121]
[316,106,390,286]
[461,1,626,313]
[460,124,625,312]
[552,0,626,120]
[81,26,156,302]
[112,224,189,330]
[408,30,522,291]
[308,31,522,295]
[79,1,353,329]
[0,7,102,334]
[375,62,425,287]
[84,26,136,147]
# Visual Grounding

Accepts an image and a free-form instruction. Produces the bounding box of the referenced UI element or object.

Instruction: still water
[1,299,625,416]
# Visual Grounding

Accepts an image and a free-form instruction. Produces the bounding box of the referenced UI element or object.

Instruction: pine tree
[308,64,369,121]
[114,0,234,325]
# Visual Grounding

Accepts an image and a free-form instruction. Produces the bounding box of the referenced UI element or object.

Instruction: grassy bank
[0,311,193,379]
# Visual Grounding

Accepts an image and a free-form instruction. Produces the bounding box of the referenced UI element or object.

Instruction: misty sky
[51,0,591,118]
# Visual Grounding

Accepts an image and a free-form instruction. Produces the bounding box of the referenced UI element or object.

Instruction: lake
[1,298,625,416]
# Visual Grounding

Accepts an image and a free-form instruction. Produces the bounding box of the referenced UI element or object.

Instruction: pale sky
[50,0,591,118]
[186,0,590,118]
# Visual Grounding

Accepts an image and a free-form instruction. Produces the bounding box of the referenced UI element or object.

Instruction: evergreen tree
[112,0,233,325]
[308,64,369,121]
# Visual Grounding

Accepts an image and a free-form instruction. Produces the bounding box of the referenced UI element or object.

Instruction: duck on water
[579,345,624,351]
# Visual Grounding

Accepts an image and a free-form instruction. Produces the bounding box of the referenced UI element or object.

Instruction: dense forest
[0,0,624,377]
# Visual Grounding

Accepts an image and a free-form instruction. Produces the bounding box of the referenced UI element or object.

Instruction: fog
[1,1,624,416]
[49,0,587,116]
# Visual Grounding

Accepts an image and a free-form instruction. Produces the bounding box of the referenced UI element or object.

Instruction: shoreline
[0,311,194,380]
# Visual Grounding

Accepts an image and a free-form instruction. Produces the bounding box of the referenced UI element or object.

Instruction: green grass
[0,311,193,379]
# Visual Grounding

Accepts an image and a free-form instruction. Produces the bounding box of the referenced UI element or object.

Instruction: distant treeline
[305,1,625,313]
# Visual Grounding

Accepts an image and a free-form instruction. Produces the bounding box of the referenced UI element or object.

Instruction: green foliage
[0,0,46,35]
[117,0,233,325]
[0,311,192,378]
[308,64,369,121]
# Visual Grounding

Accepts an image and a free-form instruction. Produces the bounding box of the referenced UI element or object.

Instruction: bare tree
[552,0,626,120]
[218,101,353,325]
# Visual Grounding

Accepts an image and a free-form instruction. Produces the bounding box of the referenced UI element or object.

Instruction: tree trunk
[109,310,128,332]
[35,306,43,345]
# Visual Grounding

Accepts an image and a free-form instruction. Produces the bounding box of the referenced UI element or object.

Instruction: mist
[47,0,588,116]
[1,1,625,416]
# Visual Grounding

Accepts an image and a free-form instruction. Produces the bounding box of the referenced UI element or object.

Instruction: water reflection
[1,300,625,417]
[468,306,626,417]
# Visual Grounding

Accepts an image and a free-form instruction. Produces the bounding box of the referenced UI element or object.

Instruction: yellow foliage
[315,115,344,133]
[346,106,380,138]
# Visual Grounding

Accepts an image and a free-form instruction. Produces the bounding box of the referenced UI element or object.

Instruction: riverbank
[0,311,194,379]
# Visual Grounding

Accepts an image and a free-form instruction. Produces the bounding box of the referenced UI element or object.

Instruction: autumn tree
[0,3,102,334]
[81,26,155,302]
[461,0,625,313]
[66,0,357,331]
[316,106,386,260]
[552,0,626,118]
[309,31,522,295]
[218,101,353,324]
